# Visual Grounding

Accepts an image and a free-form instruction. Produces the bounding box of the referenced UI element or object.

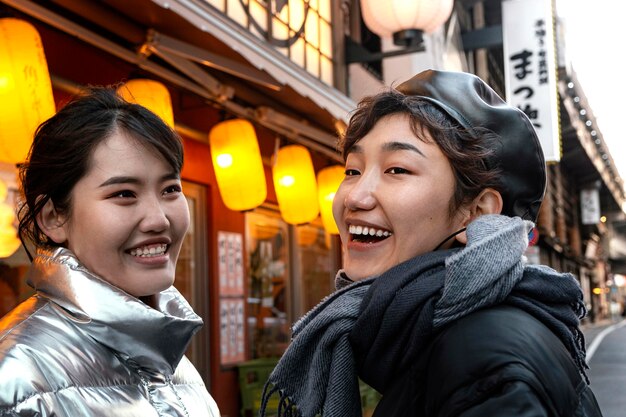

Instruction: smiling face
[333,113,468,281]
[54,130,189,297]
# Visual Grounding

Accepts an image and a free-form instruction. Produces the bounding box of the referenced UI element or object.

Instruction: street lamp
[360,0,454,47]
[346,0,454,63]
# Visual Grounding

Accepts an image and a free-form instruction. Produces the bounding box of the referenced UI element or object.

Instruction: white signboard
[580,188,601,225]
[502,0,560,162]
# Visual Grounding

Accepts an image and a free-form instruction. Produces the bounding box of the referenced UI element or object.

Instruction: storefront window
[293,222,334,317]
[245,209,337,359]
[246,209,290,358]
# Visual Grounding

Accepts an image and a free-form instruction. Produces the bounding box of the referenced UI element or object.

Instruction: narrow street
[583,318,626,417]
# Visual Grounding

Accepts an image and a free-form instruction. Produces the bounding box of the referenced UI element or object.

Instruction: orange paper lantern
[316,165,344,234]
[209,119,267,211]
[117,79,175,128]
[272,145,319,225]
[0,18,56,164]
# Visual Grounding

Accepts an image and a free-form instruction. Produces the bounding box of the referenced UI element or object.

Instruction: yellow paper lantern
[117,79,174,128]
[0,225,20,258]
[316,165,344,234]
[0,203,15,228]
[0,18,56,164]
[273,145,319,225]
[209,119,267,211]
[0,179,7,202]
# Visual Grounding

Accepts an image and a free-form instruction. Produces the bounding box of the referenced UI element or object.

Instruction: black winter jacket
[373,306,603,417]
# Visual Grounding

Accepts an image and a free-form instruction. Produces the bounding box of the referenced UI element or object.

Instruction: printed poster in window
[219,298,245,365]
[218,231,244,296]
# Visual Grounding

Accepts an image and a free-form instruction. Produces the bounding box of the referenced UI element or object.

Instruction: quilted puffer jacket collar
[26,247,202,375]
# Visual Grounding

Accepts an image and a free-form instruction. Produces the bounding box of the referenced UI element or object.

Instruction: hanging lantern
[0,203,15,228]
[209,119,267,211]
[360,0,454,46]
[0,18,56,165]
[273,145,319,225]
[0,179,7,202]
[0,225,20,258]
[117,79,175,128]
[316,165,344,235]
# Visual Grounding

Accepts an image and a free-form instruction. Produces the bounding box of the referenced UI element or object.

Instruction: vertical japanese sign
[218,231,244,296]
[219,298,245,365]
[502,0,560,162]
[580,188,601,225]
[217,231,245,365]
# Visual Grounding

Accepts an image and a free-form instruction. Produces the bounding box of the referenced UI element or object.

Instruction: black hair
[338,88,502,216]
[17,86,183,258]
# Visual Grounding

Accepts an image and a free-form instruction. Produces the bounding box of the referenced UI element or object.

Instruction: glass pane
[320,20,332,57]
[321,55,333,86]
[204,0,226,12]
[246,210,290,359]
[288,1,306,32]
[306,43,320,77]
[319,0,331,21]
[294,223,333,317]
[249,0,268,35]
[290,36,306,68]
[304,11,319,49]
[227,0,248,27]
[275,0,289,25]
[272,18,290,56]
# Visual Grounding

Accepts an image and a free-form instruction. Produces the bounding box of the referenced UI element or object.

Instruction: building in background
[1,1,625,415]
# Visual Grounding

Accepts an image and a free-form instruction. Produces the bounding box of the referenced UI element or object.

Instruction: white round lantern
[360,0,454,46]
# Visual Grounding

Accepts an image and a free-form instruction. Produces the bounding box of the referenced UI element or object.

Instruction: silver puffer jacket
[0,248,220,417]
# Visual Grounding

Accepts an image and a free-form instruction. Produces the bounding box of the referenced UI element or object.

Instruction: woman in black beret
[261,70,603,417]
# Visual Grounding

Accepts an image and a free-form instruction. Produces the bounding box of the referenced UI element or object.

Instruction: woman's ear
[36,198,68,244]
[454,188,503,245]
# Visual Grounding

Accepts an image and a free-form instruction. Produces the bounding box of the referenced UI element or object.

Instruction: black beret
[396,69,546,222]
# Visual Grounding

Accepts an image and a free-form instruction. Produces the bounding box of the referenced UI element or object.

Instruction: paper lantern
[209,119,267,211]
[316,165,344,234]
[0,225,20,258]
[0,179,7,202]
[360,0,453,45]
[117,79,175,128]
[0,203,15,228]
[273,145,319,225]
[0,18,56,164]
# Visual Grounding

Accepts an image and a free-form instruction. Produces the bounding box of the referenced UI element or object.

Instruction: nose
[344,173,377,211]
[139,196,170,233]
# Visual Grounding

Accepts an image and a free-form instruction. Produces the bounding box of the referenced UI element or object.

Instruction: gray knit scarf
[260,215,587,417]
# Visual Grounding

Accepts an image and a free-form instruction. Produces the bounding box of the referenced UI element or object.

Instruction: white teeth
[130,244,167,257]
[348,224,392,237]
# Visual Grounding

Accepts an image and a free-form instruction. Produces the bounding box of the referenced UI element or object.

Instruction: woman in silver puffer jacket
[0,87,220,417]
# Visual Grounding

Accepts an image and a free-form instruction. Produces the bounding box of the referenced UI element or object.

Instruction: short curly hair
[338,88,502,217]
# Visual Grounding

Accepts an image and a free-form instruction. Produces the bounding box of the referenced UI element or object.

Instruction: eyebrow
[98,172,180,187]
[349,141,425,157]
